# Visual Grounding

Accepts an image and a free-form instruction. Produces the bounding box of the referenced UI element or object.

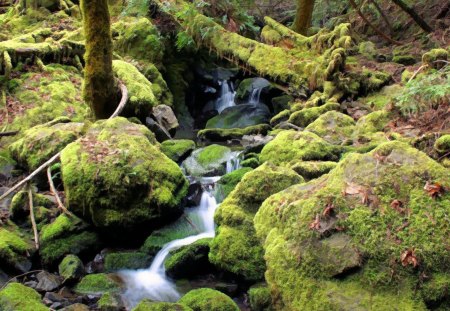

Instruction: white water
[120,188,218,307]
[249,87,262,105]
[215,80,236,113]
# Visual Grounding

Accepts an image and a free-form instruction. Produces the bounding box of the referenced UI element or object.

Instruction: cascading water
[215,80,236,113]
[249,87,262,105]
[120,152,241,309]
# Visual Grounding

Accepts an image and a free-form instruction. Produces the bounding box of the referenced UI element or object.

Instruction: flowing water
[249,87,262,105]
[215,80,236,113]
[120,154,241,308]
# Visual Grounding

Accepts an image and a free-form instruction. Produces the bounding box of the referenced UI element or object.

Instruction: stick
[0,270,45,291]
[0,81,128,203]
[28,184,39,250]
[0,131,19,137]
[46,166,72,216]
[348,0,402,45]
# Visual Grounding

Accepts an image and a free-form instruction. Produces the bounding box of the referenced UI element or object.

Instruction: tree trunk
[391,0,432,33]
[293,0,315,35]
[81,0,117,119]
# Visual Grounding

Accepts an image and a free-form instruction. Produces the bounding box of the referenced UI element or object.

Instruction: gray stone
[151,105,179,134]
[36,271,62,292]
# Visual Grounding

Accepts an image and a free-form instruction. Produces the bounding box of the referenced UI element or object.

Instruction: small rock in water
[185,182,203,207]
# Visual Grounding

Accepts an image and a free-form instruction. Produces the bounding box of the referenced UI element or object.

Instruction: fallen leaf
[322,203,335,217]
[390,199,405,214]
[401,249,419,267]
[424,181,445,199]
[309,214,321,230]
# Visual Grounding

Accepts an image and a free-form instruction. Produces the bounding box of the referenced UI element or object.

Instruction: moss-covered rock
[181,144,232,177]
[260,130,342,166]
[434,135,450,155]
[305,111,355,145]
[289,161,337,180]
[210,163,304,281]
[9,120,84,171]
[216,167,253,201]
[255,141,450,310]
[112,17,164,65]
[0,283,48,311]
[165,238,212,279]
[271,95,294,114]
[0,224,34,273]
[248,284,273,311]
[241,157,260,169]
[10,191,54,222]
[58,254,85,282]
[197,124,271,142]
[235,78,272,101]
[39,214,100,265]
[104,251,151,272]
[422,48,448,69]
[205,104,271,129]
[288,102,340,127]
[178,288,239,311]
[160,140,196,163]
[97,291,124,311]
[132,300,193,311]
[60,118,188,238]
[74,273,122,295]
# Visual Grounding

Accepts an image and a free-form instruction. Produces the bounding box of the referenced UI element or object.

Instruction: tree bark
[81,0,117,119]
[391,0,432,33]
[293,0,315,35]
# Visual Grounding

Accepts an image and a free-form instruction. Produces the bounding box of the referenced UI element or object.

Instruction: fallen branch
[349,0,402,45]
[46,166,72,216]
[0,131,19,137]
[0,270,45,291]
[391,0,433,33]
[28,184,39,250]
[407,65,427,83]
[0,81,128,202]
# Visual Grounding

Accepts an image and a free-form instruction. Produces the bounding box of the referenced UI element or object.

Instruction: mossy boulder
[9,120,84,171]
[74,273,122,295]
[216,167,253,201]
[241,157,260,168]
[422,48,448,69]
[0,283,48,311]
[288,102,340,127]
[58,254,85,282]
[60,118,188,238]
[235,78,272,102]
[197,124,271,142]
[434,135,450,155]
[181,144,232,177]
[178,288,239,311]
[254,141,450,310]
[97,291,125,311]
[271,95,294,114]
[160,140,196,163]
[248,284,273,311]
[305,111,355,145]
[165,238,212,279]
[0,225,34,273]
[289,161,337,180]
[260,130,342,166]
[132,300,193,311]
[10,191,54,222]
[104,251,152,272]
[210,163,303,281]
[39,214,100,265]
[205,104,271,129]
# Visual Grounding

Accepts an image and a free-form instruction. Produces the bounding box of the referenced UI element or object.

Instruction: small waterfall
[249,87,262,105]
[215,80,236,113]
[226,151,241,174]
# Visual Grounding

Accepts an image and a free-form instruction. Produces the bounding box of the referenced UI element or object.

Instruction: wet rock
[97,292,125,311]
[181,144,232,177]
[74,274,122,295]
[214,282,239,297]
[35,271,62,292]
[0,225,34,273]
[205,104,271,129]
[236,78,273,103]
[59,255,85,283]
[151,105,179,136]
[185,182,203,207]
[242,134,273,153]
[160,139,196,163]
[165,238,213,279]
[198,124,271,143]
[62,303,90,311]
[146,117,172,142]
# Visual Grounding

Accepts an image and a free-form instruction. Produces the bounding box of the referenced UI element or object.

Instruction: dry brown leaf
[424,181,445,199]
[401,249,419,267]
[309,214,321,231]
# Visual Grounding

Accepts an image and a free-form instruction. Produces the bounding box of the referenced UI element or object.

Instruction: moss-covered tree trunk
[293,0,315,35]
[81,0,116,119]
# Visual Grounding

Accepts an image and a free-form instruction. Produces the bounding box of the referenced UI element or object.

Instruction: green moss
[165,238,212,279]
[10,191,53,221]
[132,300,193,311]
[358,41,376,59]
[241,157,260,168]
[197,145,229,166]
[271,95,294,113]
[260,130,342,166]
[61,118,188,236]
[0,283,48,311]
[104,251,151,272]
[392,55,416,66]
[261,25,282,44]
[112,60,157,119]
[39,214,100,265]
[289,161,337,180]
[359,84,403,110]
[182,144,232,177]
[422,48,448,69]
[288,102,340,127]
[58,254,85,282]
[178,288,239,311]
[197,124,271,142]
[210,163,303,281]
[75,273,122,295]
[434,135,450,155]
[305,111,355,145]
[270,110,290,126]
[248,284,273,311]
[160,140,196,163]
[0,225,33,272]
[112,17,164,65]
[216,167,253,201]
[254,141,449,310]
[97,292,123,311]
[9,121,84,170]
